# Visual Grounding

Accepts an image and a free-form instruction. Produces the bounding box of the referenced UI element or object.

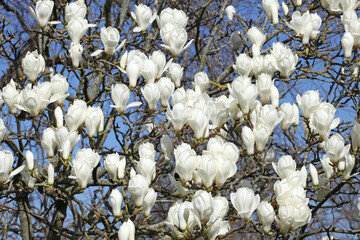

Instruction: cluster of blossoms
[2,73,69,116]
[173,136,239,190]
[167,71,234,139]
[41,99,103,161]
[236,29,298,78]
[157,8,193,57]
[107,142,157,239]
[118,49,176,111]
[286,11,322,44]
[166,190,230,240]
[273,156,311,233]
[65,0,96,67]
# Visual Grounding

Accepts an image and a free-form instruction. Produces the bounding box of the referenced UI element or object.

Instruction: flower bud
[309,163,319,186]
[69,42,83,68]
[41,128,57,157]
[2,79,19,115]
[341,32,354,58]
[110,188,123,218]
[48,164,54,185]
[26,150,34,171]
[257,201,275,233]
[241,126,255,155]
[143,188,157,216]
[157,77,175,107]
[54,106,63,128]
[225,5,236,21]
[65,99,87,131]
[118,219,135,240]
[104,153,126,180]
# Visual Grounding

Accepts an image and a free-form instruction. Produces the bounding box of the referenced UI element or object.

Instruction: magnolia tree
[1,0,360,239]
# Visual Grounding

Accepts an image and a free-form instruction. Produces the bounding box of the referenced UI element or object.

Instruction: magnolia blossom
[29,0,59,27]
[167,63,183,87]
[16,83,51,116]
[256,73,273,104]
[188,108,209,139]
[54,126,80,159]
[69,42,83,68]
[85,106,104,137]
[126,61,141,87]
[141,83,160,111]
[174,143,198,183]
[118,219,135,240]
[104,153,126,180]
[0,150,25,184]
[279,103,300,131]
[241,126,255,155]
[65,0,86,22]
[110,188,123,217]
[272,155,296,179]
[143,188,157,216]
[0,118,5,142]
[41,128,56,157]
[296,90,321,118]
[286,11,322,44]
[166,201,200,238]
[234,54,252,76]
[71,149,99,188]
[51,74,69,105]
[231,187,260,220]
[67,18,96,44]
[228,78,258,115]
[160,23,193,57]
[91,26,125,56]
[271,42,298,77]
[309,102,340,139]
[26,150,34,171]
[193,72,209,94]
[157,77,175,107]
[48,164,54,185]
[110,83,141,113]
[247,27,266,55]
[128,174,149,207]
[65,99,87,131]
[22,50,45,81]
[2,79,19,115]
[257,201,275,233]
[157,8,188,29]
[131,4,156,32]
[262,0,280,25]
[309,163,319,185]
[341,32,354,58]
[324,133,350,164]
[166,102,188,131]
[225,5,236,21]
